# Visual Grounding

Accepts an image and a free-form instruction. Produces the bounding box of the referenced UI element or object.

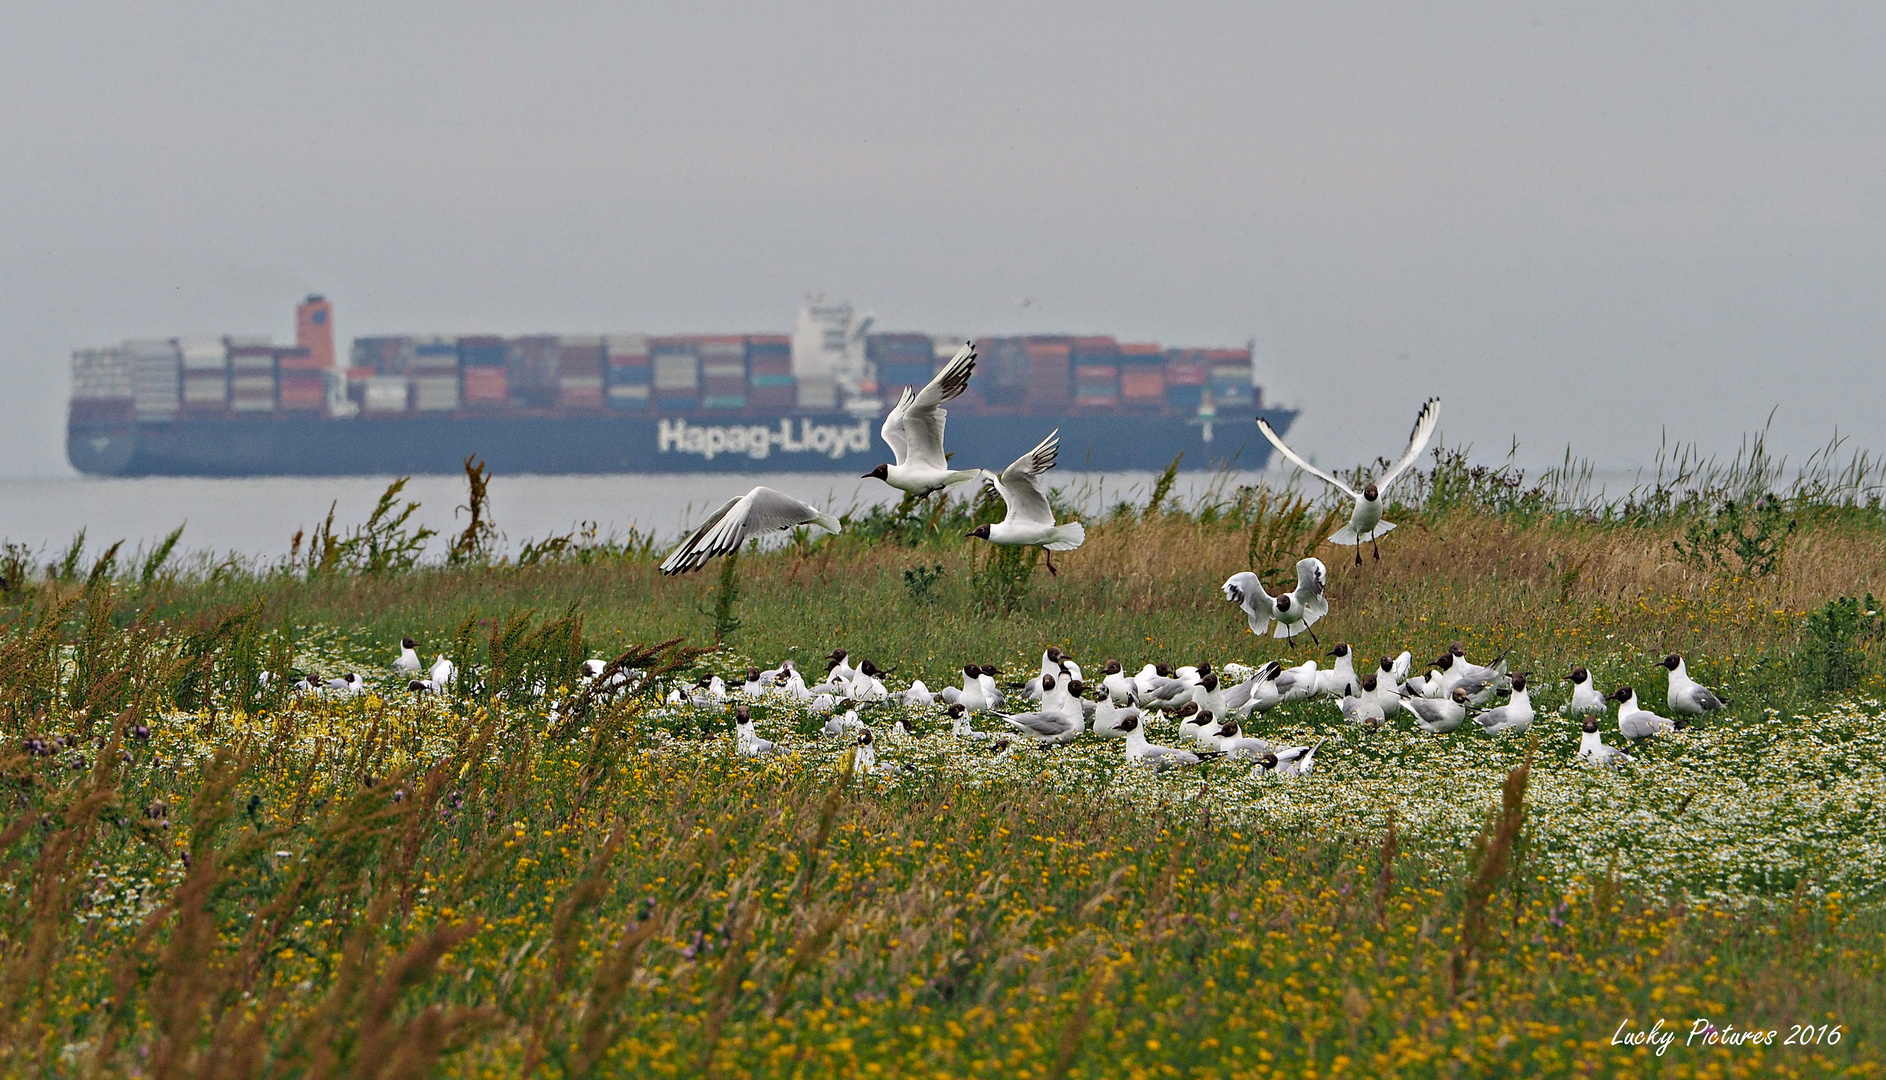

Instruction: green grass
[4,450,1886,1076]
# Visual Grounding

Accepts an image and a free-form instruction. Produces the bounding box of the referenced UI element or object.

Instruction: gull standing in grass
[1263,739,1326,778]
[660,487,842,574]
[1257,396,1441,564]
[1316,644,1360,697]
[1100,660,1139,705]
[734,706,783,756]
[1661,654,1727,716]
[967,430,1087,575]
[1404,686,1471,734]
[1564,666,1607,717]
[1613,686,1684,739]
[1578,717,1633,767]
[1476,674,1535,734]
[1091,692,1139,739]
[1209,717,1275,759]
[1221,557,1330,641]
[1340,675,1386,727]
[394,638,421,674]
[1001,673,1085,744]
[1118,714,1204,769]
[863,340,980,497]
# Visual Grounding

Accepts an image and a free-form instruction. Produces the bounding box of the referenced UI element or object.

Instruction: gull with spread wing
[1220,557,1330,642]
[659,486,842,574]
[864,340,981,497]
[967,429,1086,575]
[1257,397,1441,564]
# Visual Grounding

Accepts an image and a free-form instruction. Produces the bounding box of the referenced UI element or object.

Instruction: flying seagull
[967,429,1086,575]
[659,486,841,574]
[864,341,981,497]
[1257,397,1441,564]
[1220,558,1330,642]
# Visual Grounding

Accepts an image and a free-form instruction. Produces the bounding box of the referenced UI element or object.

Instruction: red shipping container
[558,339,604,377]
[463,368,508,404]
[276,347,322,372]
[559,387,605,410]
[278,373,326,410]
[1121,369,1166,398]
[1165,359,1208,385]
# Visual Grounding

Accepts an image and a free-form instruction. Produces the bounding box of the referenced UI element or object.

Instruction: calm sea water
[0,470,1274,564]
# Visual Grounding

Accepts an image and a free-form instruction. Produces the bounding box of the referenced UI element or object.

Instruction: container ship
[66,296,1298,477]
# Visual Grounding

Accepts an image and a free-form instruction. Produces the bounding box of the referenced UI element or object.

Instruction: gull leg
[1045,549,1058,576]
[1372,534,1381,562]
[1354,545,1363,567]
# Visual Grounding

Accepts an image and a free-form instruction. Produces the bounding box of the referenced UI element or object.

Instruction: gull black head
[1104,659,1122,675]
[1276,593,1293,612]
[1117,714,1139,733]
[734,705,752,724]
[1217,717,1240,736]
[1067,679,1086,698]
[408,679,431,693]
[858,728,873,745]
[1509,673,1528,692]
[967,524,992,540]
[1567,666,1590,684]
[1155,663,1173,677]
[746,667,760,681]
[1379,657,1395,673]
[863,463,890,481]
[401,637,416,649]
[1197,710,1214,725]
[1200,673,1218,691]
[964,662,980,677]
[1450,641,1467,658]
[1197,661,1212,676]
[1361,673,1378,692]
[1582,717,1601,733]
[981,663,1000,676]
[860,660,881,677]
[1363,483,1379,501]
[1047,646,1067,662]
[1175,702,1199,720]
[1041,673,1057,691]
[829,649,847,660]
[947,703,965,718]
[1433,653,1455,671]
[1328,643,1349,659]
[1610,685,1634,703]
[1450,686,1471,704]
[1259,752,1279,771]
[1661,654,1682,671]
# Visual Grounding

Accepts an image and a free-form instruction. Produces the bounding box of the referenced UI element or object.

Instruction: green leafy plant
[902,563,945,605]
[970,545,1034,615]
[1799,593,1882,695]
[306,477,437,577]
[1145,453,1183,517]
[700,549,744,647]
[449,455,497,566]
[139,523,187,584]
[1673,494,1797,580]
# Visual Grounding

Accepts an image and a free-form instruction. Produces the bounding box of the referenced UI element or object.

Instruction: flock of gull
[295,348,1731,778]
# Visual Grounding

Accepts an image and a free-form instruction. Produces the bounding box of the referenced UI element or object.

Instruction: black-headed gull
[1661,654,1726,715]
[1257,396,1440,564]
[1315,644,1360,697]
[864,341,980,498]
[1209,717,1275,759]
[1221,558,1330,641]
[1262,738,1325,778]
[1118,714,1203,769]
[1564,666,1607,717]
[1091,693,1138,739]
[1339,674,1386,727]
[1612,686,1684,739]
[660,487,842,574]
[1100,660,1138,705]
[394,638,421,674]
[429,655,457,686]
[734,706,783,756]
[1000,673,1084,744]
[853,729,878,774]
[1578,717,1632,767]
[1404,686,1470,734]
[1476,674,1535,734]
[967,430,1086,575]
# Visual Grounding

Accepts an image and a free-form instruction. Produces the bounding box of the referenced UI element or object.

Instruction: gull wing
[1294,557,1328,619]
[1257,418,1357,499]
[899,341,976,469]
[660,487,836,575]
[1376,396,1441,492]
[1222,571,1277,635]
[879,387,917,465]
[991,429,1060,527]
[1002,710,1078,738]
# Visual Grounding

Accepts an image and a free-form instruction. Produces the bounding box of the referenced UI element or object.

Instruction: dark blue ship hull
[67,408,1298,477]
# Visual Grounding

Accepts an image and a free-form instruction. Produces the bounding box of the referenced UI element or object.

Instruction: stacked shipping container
[411,338,460,412]
[650,338,699,411]
[746,334,793,409]
[179,338,228,414]
[229,344,276,413]
[698,335,746,410]
[459,336,507,409]
[606,335,650,410]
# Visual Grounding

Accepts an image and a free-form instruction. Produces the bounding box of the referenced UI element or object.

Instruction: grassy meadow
[5,442,1886,1077]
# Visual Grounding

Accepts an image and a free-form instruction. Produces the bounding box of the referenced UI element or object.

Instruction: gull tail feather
[1043,522,1086,551]
[1329,520,1396,545]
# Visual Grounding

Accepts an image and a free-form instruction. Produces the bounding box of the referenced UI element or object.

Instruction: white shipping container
[231,374,275,393]
[364,376,410,413]
[182,374,228,404]
[71,348,134,400]
[605,334,648,359]
[653,354,699,390]
[700,361,746,379]
[133,351,180,417]
[230,393,275,412]
[698,341,743,359]
[796,376,837,410]
[412,376,459,411]
[558,375,604,391]
[560,334,603,347]
[179,338,228,371]
[608,384,650,402]
[230,353,275,373]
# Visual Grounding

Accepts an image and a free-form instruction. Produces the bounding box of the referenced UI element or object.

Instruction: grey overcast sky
[3,2,1883,478]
